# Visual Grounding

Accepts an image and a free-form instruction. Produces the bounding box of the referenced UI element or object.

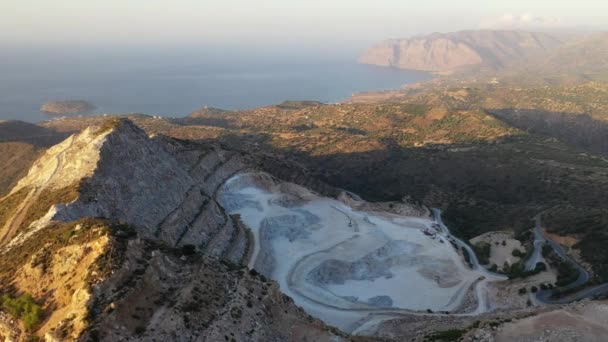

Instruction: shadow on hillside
[0,121,68,147]
[486,108,608,155]
[194,127,608,280]
[194,129,608,240]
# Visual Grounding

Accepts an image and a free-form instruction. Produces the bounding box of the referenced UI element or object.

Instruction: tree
[535,262,547,272]
[473,242,491,265]
[512,248,524,257]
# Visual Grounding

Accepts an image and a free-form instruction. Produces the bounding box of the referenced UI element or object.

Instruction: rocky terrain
[40,101,95,116]
[359,30,563,72]
[0,117,511,341]
[2,107,608,340]
[28,84,608,285]
[0,119,362,341]
[217,172,504,332]
[0,121,67,196]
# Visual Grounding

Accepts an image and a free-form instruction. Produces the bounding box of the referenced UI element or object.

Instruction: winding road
[524,216,545,271]
[431,209,508,313]
[433,211,608,305]
[431,210,608,305]
[524,215,608,304]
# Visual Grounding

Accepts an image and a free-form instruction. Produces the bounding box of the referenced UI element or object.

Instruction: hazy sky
[2,0,607,53]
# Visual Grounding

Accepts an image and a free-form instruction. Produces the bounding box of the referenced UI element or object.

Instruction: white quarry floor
[218,172,503,332]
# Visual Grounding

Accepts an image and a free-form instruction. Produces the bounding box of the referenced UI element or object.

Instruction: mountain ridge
[359,29,564,71]
[0,118,357,341]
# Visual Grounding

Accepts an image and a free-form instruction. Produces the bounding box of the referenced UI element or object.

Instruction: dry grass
[18,185,80,235]
[0,188,30,228]
[0,142,43,196]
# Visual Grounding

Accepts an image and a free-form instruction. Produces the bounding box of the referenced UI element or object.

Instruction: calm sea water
[0,52,430,122]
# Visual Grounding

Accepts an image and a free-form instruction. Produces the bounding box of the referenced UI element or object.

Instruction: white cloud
[480,13,563,30]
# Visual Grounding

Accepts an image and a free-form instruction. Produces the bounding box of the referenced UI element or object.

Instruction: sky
[1,0,607,55]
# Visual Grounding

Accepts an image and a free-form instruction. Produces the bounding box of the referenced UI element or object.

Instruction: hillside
[506,32,608,84]
[169,91,608,285]
[3,110,608,341]
[0,119,355,341]
[0,118,526,341]
[359,30,563,72]
[0,121,66,196]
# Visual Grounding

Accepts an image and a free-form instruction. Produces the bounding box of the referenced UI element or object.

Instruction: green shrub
[0,293,43,331]
[473,242,491,265]
[512,248,524,257]
[427,329,467,341]
[535,262,547,272]
[503,260,544,279]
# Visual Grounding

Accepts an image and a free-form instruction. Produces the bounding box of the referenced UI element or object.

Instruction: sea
[0,49,430,122]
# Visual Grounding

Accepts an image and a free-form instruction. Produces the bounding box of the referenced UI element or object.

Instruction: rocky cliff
[0,119,351,341]
[359,30,563,71]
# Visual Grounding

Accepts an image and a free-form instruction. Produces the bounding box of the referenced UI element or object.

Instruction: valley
[2,116,607,341]
[1,25,608,341]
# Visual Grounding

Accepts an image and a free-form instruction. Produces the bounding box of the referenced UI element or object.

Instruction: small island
[40,100,95,116]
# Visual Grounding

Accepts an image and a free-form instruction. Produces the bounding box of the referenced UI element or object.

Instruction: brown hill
[359,30,563,71]
[0,121,66,195]
[0,119,354,341]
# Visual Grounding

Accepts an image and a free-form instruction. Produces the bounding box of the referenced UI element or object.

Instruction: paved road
[431,209,506,278]
[521,215,608,304]
[525,216,544,271]
[434,210,608,305]
[431,209,507,314]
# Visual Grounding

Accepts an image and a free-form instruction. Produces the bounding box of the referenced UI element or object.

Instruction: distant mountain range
[359,30,583,72]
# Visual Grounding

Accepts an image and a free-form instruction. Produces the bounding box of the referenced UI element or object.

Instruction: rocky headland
[40,101,95,116]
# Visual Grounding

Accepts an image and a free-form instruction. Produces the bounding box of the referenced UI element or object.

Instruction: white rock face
[10,127,109,193]
[6,120,249,255]
[58,121,198,235]
[218,172,505,332]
